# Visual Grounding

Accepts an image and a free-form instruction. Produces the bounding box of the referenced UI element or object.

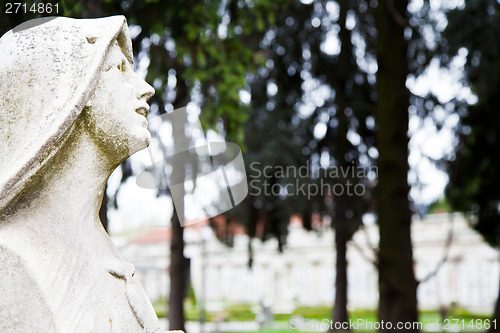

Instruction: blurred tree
[443,1,500,330]
[222,1,377,329]
[374,0,418,329]
[202,0,437,328]
[215,0,424,329]
[308,0,377,328]
[231,1,314,255]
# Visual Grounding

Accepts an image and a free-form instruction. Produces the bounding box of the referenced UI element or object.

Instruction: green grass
[156,302,493,333]
[151,298,167,318]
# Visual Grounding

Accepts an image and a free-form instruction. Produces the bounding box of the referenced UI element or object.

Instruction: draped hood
[0,16,133,212]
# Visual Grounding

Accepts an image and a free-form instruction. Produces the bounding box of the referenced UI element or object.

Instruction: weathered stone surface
[0,16,164,332]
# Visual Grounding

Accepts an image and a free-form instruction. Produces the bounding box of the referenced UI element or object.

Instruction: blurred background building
[117,212,498,315]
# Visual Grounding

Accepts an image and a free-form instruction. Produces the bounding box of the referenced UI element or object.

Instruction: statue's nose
[141,82,155,102]
[106,259,136,281]
[133,72,154,102]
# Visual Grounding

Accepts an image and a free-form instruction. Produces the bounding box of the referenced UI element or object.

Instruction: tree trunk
[169,207,188,332]
[169,112,188,332]
[375,0,418,331]
[328,3,354,329]
[168,74,189,332]
[331,218,349,332]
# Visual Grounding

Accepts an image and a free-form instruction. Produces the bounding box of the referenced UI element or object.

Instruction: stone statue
[0,16,164,332]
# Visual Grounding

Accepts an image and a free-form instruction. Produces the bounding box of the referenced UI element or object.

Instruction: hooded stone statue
[0,16,163,332]
[0,16,137,211]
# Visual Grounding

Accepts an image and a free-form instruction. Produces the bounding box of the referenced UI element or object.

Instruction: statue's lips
[135,106,149,118]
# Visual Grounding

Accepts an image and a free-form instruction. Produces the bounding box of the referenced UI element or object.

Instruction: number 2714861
[443,318,496,330]
[5,2,59,14]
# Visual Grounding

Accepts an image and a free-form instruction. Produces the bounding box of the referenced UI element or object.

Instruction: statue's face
[84,41,154,160]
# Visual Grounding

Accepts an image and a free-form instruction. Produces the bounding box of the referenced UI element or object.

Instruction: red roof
[128,219,210,244]
[130,228,170,244]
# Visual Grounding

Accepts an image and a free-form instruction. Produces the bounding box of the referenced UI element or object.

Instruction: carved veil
[0,16,133,212]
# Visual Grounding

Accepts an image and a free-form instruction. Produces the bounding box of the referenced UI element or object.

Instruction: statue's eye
[105,60,127,72]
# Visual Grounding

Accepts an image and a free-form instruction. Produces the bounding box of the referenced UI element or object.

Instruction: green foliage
[0,0,285,144]
[443,0,500,247]
[428,197,451,214]
[212,0,317,253]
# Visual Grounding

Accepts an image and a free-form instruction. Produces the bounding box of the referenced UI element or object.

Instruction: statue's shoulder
[0,244,57,331]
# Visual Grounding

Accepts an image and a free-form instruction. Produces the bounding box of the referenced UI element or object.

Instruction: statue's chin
[128,131,151,156]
